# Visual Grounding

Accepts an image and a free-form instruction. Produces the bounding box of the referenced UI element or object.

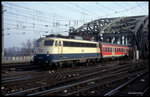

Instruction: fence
[4,56,33,63]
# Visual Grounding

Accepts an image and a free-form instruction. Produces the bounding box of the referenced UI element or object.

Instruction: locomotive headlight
[47,52,49,56]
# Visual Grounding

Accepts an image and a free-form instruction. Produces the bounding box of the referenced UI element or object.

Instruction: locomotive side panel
[52,39,101,63]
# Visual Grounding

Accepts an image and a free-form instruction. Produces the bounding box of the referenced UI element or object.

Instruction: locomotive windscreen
[44,40,54,46]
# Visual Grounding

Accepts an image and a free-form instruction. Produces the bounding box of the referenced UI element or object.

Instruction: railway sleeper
[27,69,146,96]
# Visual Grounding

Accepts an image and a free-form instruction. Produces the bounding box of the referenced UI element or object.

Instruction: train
[33,37,130,67]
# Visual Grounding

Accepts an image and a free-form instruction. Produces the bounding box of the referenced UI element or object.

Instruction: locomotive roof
[44,37,98,43]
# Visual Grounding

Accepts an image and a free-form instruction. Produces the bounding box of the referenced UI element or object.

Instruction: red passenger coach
[99,42,130,59]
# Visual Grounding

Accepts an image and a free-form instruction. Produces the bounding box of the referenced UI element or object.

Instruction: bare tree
[4,39,37,58]
[20,39,37,56]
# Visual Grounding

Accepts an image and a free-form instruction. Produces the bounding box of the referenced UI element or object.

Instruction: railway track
[2,59,126,78]
[27,66,147,96]
[2,62,41,73]
[2,59,147,96]
[2,62,121,95]
[105,70,149,96]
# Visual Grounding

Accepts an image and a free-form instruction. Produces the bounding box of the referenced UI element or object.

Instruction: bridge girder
[69,15,149,58]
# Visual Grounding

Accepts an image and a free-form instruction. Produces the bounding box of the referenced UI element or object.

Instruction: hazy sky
[2,1,149,48]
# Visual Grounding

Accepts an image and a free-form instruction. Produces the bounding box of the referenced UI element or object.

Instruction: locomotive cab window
[44,40,54,46]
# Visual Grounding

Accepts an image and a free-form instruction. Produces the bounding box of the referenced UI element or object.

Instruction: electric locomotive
[33,37,101,67]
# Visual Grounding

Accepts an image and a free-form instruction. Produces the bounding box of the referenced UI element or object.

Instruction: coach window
[108,48,109,52]
[105,48,107,52]
[103,47,105,52]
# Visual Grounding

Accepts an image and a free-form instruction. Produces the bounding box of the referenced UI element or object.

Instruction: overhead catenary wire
[4,2,93,22]
[114,2,137,16]
[44,3,96,22]
[3,5,69,23]
[4,11,73,27]
[90,3,109,16]
[136,2,147,15]
[5,2,145,28]
[3,2,148,36]
[98,2,147,18]
[3,2,146,22]
[4,3,70,20]
[69,2,99,19]
[3,3,90,28]
[95,2,124,16]
[4,28,68,36]
[4,16,67,27]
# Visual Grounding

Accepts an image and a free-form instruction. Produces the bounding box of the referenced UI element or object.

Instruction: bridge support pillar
[133,50,139,61]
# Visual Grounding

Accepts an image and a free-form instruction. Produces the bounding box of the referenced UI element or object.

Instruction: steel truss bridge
[69,15,149,59]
